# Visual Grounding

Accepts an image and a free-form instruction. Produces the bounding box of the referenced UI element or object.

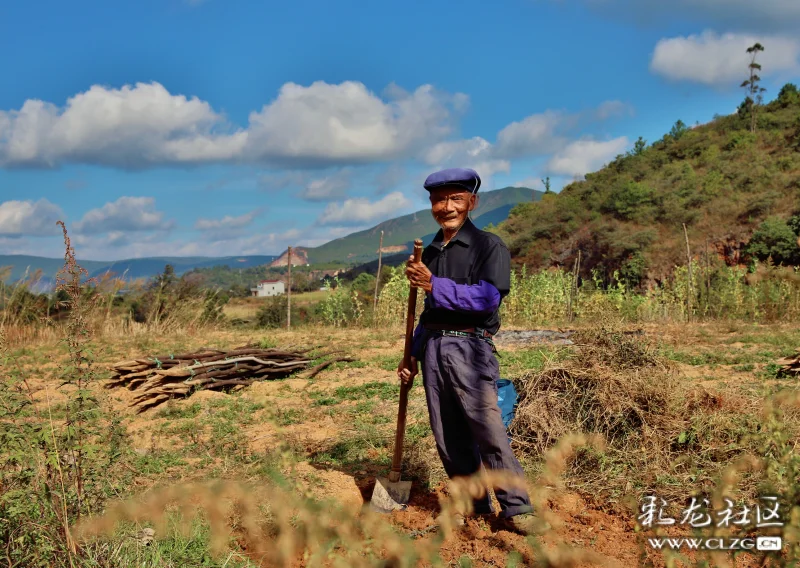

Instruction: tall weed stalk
[53,221,101,520]
[0,222,125,567]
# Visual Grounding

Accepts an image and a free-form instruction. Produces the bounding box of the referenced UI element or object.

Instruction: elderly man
[397,167,534,531]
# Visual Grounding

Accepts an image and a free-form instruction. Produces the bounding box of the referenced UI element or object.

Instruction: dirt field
[7,320,800,567]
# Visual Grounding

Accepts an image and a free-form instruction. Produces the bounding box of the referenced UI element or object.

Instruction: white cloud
[73,196,174,234]
[0,199,64,237]
[465,160,511,181]
[194,209,263,242]
[299,169,352,201]
[106,231,130,247]
[417,100,627,188]
[545,137,629,177]
[73,230,138,248]
[423,137,510,187]
[0,81,465,169]
[424,102,620,167]
[494,111,568,159]
[0,83,246,169]
[318,192,412,226]
[257,171,309,192]
[650,31,800,86]
[425,137,493,165]
[414,102,620,194]
[244,81,462,165]
[173,228,303,256]
[194,209,261,231]
[594,100,633,120]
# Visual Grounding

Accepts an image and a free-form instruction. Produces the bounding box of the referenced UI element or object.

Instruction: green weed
[333,381,398,401]
[155,402,203,420]
[134,450,189,476]
[370,353,401,371]
[271,408,304,426]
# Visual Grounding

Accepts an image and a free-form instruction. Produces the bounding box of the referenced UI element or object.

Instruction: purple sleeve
[428,275,501,314]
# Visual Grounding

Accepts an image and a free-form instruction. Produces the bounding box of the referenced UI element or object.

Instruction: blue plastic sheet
[497,378,518,431]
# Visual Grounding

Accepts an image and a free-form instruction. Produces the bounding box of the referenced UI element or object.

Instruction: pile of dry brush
[508,324,763,504]
[106,345,354,412]
[777,348,800,377]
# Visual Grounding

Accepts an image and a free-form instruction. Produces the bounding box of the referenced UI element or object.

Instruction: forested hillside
[494,84,800,287]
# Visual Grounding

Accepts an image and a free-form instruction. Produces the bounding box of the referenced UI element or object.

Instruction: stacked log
[777,349,800,377]
[106,345,354,412]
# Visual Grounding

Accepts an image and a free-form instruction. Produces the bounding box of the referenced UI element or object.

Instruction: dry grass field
[4,313,800,567]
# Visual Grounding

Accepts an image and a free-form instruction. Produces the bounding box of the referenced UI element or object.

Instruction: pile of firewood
[106,345,354,412]
[777,349,800,377]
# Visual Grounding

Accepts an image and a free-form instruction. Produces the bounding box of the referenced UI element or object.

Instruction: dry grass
[511,326,679,455]
[72,434,614,568]
[509,321,774,505]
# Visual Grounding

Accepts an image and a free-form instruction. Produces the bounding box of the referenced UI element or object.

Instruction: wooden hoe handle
[388,238,424,482]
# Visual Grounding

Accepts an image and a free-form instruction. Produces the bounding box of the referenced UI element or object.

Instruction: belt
[420,325,499,356]
[423,323,492,338]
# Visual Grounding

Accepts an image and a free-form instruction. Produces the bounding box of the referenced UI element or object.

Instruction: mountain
[0,256,110,284]
[269,248,309,267]
[0,255,278,286]
[305,186,541,265]
[0,187,538,287]
[494,84,800,286]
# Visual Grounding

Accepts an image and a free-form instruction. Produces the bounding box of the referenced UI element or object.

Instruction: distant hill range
[304,186,541,264]
[0,186,538,287]
[0,255,278,288]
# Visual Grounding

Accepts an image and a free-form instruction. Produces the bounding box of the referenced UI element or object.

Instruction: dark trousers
[421,334,533,518]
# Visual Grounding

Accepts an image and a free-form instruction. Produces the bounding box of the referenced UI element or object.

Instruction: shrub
[725,130,757,150]
[200,290,229,324]
[350,272,376,305]
[603,181,656,222]
[745,217,800,265]
[256,295,288,328]
[126,265,212,330]
[777,83,800,108]
[668,119,688,141]
[317,277,366,327]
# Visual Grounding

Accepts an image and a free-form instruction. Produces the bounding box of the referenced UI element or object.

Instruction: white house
[250,280,285,297]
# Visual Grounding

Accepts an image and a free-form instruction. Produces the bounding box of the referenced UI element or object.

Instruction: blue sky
[1,0,799,260]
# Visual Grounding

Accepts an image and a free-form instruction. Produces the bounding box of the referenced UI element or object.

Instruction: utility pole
[373,231,384,314]
[287,246,292,329]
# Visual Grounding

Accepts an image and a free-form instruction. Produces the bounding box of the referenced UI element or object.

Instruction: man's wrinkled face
[429,186,477,232]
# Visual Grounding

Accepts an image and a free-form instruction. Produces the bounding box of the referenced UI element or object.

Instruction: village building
[250,279,285,297]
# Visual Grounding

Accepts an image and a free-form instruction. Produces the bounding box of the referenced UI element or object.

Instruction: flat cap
[423,167,481,194]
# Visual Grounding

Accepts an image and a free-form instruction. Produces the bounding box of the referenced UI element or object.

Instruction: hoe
[370,238,423,513]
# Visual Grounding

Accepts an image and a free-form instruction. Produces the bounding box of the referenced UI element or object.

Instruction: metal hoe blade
[370,476,411,513]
